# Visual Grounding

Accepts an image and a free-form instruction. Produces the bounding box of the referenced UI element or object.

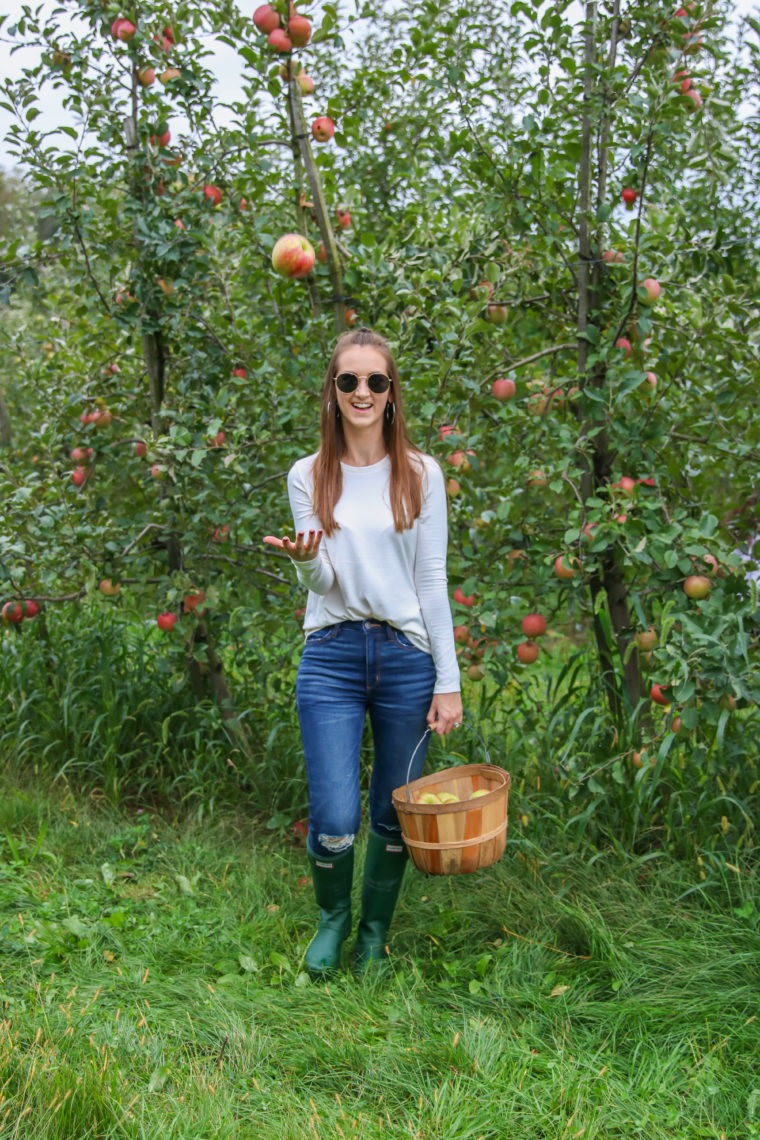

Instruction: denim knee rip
[318,833,355,853]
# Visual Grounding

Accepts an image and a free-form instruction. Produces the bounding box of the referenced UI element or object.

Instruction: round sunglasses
[335,371,391,394]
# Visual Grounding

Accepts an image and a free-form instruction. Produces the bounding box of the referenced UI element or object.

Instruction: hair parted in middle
[312,327,425,536]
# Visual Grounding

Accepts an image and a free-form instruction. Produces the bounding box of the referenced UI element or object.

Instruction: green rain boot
[304,842,354,977]
[354,830,409,973]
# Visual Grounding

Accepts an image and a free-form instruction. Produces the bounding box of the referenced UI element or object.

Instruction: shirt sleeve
[286,460,336,596]
[414,458,461,694]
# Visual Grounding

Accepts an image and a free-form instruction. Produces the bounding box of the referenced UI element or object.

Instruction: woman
[264,327,462,975]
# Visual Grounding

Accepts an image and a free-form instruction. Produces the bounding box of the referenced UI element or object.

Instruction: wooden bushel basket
[392,727,510,876]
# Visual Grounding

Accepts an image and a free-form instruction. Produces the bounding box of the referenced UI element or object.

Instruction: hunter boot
[354,829,409,973]
[304,842,354,976]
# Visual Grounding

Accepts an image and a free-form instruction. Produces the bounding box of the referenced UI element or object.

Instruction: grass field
[1,775,759,1139]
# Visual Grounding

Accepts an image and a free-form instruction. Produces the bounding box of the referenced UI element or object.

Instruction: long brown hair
[312,328,424,536]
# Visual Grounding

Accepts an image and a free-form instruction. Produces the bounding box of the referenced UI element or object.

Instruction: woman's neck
[340,430,388,468]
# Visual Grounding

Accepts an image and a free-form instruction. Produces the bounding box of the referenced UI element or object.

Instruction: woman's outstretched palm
[263,528,323,563]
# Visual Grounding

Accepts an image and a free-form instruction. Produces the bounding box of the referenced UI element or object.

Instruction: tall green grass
[1,776,758,1139]
[1,605,758,858]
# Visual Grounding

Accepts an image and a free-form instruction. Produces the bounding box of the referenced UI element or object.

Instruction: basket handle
[403,721,492,802]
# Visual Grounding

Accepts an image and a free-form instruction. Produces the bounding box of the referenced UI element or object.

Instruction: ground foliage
[1,778,759,1139]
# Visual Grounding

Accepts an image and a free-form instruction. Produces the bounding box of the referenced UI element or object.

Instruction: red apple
[183,589,206,612]
[212,525,229,542]
[93,409,113,428]
[137,67,156,87]
[639,278,661,304]
[232,367,247,379]
[150,464,165,479]
[268,28,292,51]
[492,377,516,400]
[602,249,625,264]
[287,14,311,46]
[615,476,636,495]
[71,467,88,487]
[453,587,475,609]
[271,233,316,279]
[527,469,547,488]
[345,308,357,326]
[486,304,508,324]
[174,219,186,232]
[159,67,181,85]
[521,613,546,638]
[555,555,579,580]
[99,579,122,596]
[71,446,93,465]
[311,116,335,142]
[621,188,637,208]
[150,128,170,148]
[446,477,460,496]
[297,73,315,95]
[2,602,24,623]
[516,640,539,664]
[651,683,672,707]
[336,208,351,230]
[683,575,711,600]
[111,18,136,42]
[642,371,657,393]
[316,242,327,263]
[209,430,225,447]
[673,69,691,92]
[157,612,177,631]
[253,4,280,33]
[684,88,702,110]
[24,600,41,618]
[454,624,469,644]
[134,441,147,457]
[203,185,222,207]
[615,337,632,359]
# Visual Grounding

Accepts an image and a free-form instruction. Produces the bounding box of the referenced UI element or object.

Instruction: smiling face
[333,344,392,436]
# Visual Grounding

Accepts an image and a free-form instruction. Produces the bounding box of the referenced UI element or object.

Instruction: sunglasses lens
[368,373,391,393]
[336,372,358,392]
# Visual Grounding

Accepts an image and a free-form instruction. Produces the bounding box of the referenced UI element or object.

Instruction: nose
[354,378,372,398]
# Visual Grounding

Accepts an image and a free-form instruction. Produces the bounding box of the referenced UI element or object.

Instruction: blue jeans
[296,619,436,858]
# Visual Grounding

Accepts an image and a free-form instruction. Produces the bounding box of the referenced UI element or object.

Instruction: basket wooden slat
[392,761,510,875]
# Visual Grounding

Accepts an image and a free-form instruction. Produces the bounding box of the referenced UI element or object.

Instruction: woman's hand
[263,529,323,564]
[426,691,463,736]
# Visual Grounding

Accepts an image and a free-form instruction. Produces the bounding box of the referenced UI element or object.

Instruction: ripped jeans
[296,619,436,858]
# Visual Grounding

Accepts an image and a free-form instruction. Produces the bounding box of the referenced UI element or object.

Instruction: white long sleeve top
[287,451,461,694]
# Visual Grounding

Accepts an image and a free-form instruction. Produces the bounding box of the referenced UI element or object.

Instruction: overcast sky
[2,0,758,172]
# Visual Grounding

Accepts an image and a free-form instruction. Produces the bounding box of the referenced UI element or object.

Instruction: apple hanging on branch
[272,234,316,279]
[311,116,335,142]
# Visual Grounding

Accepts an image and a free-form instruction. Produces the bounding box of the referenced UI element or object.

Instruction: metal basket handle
[403,721,492,802]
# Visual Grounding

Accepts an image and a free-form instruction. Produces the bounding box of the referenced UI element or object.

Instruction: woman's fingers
[264,529,323,561]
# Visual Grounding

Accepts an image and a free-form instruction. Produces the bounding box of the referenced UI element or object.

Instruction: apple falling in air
[271,234,316,279]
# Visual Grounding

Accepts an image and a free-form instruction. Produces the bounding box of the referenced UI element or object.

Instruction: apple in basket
[437,792,460,804]
[417,792,441,804]
[469,789,489,799]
